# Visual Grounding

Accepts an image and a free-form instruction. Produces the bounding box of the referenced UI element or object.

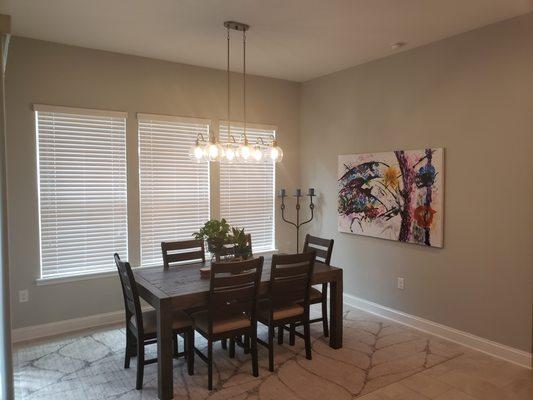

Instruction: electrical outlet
[397,277,405,290]
[19,289,29,303]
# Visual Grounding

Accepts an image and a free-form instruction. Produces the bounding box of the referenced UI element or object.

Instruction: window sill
[34,265,160,286]
[35,250,278,286]
[35,270,119,286]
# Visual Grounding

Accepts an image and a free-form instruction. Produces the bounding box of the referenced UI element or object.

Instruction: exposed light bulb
[205,142,223,161]
[208,144,218,158]
[189,141,206,161]
[252,146,263,161]
[194,146,204,160]
[224,146,236,161]
[270,141,284,162]
[238,143,251,160]
[270,147,279,161]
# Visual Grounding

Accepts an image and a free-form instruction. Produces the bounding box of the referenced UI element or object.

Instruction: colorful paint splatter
[338,148,444,247]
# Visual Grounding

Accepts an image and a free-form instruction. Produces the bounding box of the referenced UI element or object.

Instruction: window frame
[33,109,279,284]
[34,104,129,281]
[137,113,211,267]
[219,121,277,253]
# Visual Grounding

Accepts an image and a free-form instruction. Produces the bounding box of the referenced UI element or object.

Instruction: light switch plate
[397,277,405,290]
[19,289,29,302]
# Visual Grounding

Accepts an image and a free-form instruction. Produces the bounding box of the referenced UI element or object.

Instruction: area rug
[14,307,464,399]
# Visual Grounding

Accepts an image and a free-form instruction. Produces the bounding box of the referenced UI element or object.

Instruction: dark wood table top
[134,254,342,308]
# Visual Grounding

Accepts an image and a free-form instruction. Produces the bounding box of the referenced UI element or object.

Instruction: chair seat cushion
[130,309,192,335]
[191,311,251,334]
[257,303,304,322]
[309,287,323,303]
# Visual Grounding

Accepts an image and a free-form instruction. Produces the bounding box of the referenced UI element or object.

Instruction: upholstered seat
[308,287,323,303]
[258,303,304,321]
[192,311,251,334]
[130,310,192,334]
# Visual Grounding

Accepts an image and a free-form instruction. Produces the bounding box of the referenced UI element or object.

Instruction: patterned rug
[14,307,464,399]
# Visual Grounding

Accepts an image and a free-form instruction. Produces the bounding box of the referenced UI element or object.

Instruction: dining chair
[114,253,194,390]
[257,252,315,372]
[161,238,205,269]
[161,239,211,351]
[301,234,334,338]
[217,233,252,352]
[191,256,264,390]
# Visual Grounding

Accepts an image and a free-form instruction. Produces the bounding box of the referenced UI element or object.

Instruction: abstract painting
[338,148,444,247]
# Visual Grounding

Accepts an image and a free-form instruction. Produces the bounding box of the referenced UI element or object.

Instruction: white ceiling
[2,0,532,82]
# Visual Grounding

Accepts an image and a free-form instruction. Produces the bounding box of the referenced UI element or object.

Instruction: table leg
[329,271,343,349]
[157,300,173,399]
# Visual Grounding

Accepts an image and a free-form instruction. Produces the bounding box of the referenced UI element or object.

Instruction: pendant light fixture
[189,21,283,163]
[231,22,254,162]
[222,23,236,162]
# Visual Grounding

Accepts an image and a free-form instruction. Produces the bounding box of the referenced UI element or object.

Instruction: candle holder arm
[299,198,315,226]
[280,204,298,228]
[299,206,314,227]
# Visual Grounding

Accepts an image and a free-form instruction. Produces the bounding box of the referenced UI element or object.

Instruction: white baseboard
[344,293,532,369]
[12,295,532,370]
[12,309,127,343]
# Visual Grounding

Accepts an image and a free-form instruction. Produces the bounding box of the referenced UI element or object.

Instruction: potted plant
[193,218,230,262]
[229,227,252,260]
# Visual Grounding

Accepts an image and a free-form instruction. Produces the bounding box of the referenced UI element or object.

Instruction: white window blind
[138,114,210,266]
[35,105,128,279]
[220,124,276,252]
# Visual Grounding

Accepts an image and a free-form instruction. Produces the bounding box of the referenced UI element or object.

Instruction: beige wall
[5,37,300,329]
[300,13,533,352]
[5,14,533,353]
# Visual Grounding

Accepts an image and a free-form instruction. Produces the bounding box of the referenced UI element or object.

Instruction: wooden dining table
[134,254,343,400]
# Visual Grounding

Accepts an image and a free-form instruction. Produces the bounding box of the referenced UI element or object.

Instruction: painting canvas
[338,148,444,247]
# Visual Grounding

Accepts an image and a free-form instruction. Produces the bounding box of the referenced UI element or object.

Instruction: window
[138,114,210,266]
[35,105,128,279]
[219,123,276,252]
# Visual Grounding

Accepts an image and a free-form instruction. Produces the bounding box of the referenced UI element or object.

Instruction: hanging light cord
[243,29,247,145]
[226,27,231,143]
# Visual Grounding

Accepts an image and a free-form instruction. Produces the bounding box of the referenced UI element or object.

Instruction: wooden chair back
[220,234,252,258]
[303,234,334,265]
[161,239,205,269]
[269,252,315,310]
[208,257,264,334]
[114,253,144,334]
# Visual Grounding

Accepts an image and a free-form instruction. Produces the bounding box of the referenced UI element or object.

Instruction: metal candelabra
[279,188,316,253]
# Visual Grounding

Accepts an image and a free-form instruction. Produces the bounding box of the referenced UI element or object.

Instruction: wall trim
[12,294,533,370]
[12,309,131,344]
[344,293,532,369]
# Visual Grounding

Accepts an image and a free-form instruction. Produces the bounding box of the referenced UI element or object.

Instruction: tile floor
[13,306,532,399]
